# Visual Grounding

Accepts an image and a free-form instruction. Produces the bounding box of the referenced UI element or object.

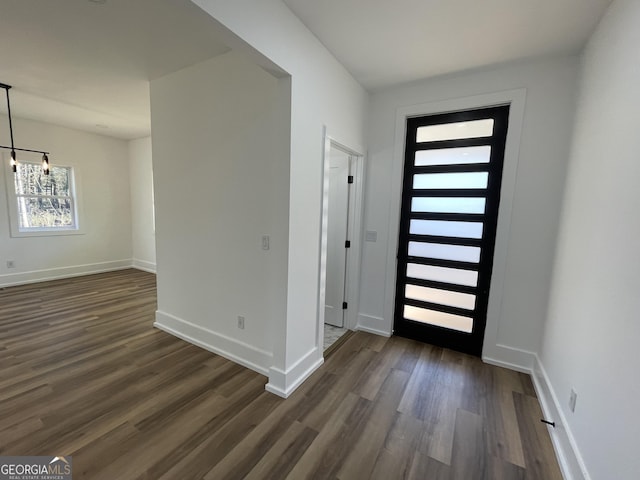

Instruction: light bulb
[10,150,16,172]
[42,153,50,175]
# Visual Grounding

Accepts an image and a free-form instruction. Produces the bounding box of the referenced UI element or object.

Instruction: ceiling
[0,0,229,139]
[0,0,612,140]
[283,0,613,90]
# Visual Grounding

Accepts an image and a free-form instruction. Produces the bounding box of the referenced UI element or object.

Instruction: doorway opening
[319,137,364,354]
[394,105,509,356]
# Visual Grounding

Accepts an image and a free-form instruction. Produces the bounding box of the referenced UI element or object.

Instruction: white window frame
[4,151,84,237]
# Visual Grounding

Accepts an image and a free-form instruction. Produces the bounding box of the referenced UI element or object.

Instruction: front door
[393,106,509,356]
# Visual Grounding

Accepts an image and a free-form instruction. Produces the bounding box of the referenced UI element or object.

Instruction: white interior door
[324,148,350,327]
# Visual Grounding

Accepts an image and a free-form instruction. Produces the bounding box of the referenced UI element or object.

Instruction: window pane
[15,163,44,195]
[15,164,71,196]
[411,197,486,214]
[408,241,480,263]
[17,196,75,230]
[415,146,491,166]
[407,263,478,287]
[410,219,483,239]
[416,119,494,142]
[413,172,488,189]
[406,284,476,310]
[404,305,473,333]
[50,166,71,196]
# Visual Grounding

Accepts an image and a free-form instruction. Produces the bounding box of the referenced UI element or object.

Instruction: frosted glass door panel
[396,106,510,354]
[405,285,476,310]
[415,146,491,166]
[413,172,488,190]
[409,241,481,263]
[416,119,494,142]
[410,219,483,239]
[411,197,486,214]
[406,263,479,287]
[404,305,473,333]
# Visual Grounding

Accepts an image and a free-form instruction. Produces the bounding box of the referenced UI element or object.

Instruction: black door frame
[393,105,510,356]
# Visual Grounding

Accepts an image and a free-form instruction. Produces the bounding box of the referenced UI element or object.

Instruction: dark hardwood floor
[0,269,562,479]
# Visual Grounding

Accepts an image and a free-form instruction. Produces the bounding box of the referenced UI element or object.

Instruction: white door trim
[384,89,527,359]
[318,129,365,353]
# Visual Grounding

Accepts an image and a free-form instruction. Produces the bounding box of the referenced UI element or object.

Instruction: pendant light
[1,82,51,175]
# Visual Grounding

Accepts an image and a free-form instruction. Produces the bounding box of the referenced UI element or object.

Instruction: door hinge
[342,301,348,310]
[347,175,354,184]
[345,240,351,248]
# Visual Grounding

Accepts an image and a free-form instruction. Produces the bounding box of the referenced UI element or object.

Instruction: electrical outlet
[261,235,270,251]
[6,260,15,268]
[237,315,245,330]
[569,389,577,413]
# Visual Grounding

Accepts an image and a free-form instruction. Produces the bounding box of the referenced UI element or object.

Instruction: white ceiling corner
[0,0,613,139]
[0,0,230,140]
[283,0,613,91]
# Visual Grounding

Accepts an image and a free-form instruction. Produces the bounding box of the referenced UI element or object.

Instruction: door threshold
[324,329,355,358]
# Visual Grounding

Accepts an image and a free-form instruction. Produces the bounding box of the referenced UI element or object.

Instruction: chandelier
[1,82,51,175]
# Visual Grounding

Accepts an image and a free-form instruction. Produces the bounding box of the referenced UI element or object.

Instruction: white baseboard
[0,259,133,288]
[265,347,324,398]
[532,355,590,480]
[154,310,272,376]
[356,324,392,337]
[132,259,156,273]
[482,343,536,373]
[356,313,391,337]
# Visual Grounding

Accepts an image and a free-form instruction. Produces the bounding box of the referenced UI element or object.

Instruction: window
[5,156,80,236]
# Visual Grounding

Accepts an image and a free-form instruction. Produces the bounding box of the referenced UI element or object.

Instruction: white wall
[539,1,640,479]
[190,0,368,396]
[128,136,156,272]
[151,51,290,375]
[362,56,579,367]
[0,116,132,286]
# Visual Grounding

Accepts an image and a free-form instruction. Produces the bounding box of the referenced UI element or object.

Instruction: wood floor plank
[397,343,442,419]
[450,408,489,479]
[370,447,412,480]
[404,347,466,465]
[337,368,410,479]
[484,375,527,468]
[408,451,451,480]
[0,269,564,479]
[513,392,564,480]
[89,391,233,480]
[283,393,367,480]
[297,347,376,432]
[71,421,141,479]
[0,416,44,450]
[150,391,281,480]
[488,458,527,480]
[369,412,422,480]
[202,407,298,480]
[243,421,318,480]
[351,336,406,400]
